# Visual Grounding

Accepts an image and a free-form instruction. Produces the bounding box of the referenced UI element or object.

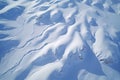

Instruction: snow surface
[0,0,120,80]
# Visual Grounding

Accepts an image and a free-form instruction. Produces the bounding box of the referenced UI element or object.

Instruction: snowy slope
[0,0,120,80]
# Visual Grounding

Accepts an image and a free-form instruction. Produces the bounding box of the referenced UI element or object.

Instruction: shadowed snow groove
[0,0,120,80]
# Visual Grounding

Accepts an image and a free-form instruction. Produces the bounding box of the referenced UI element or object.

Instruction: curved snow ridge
[0,0,120,80]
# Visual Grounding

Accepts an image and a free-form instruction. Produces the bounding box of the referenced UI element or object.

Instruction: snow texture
[0,0,120,80]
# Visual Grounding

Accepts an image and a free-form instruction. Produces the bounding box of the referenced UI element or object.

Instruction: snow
[0,0,120,80]
[25,61,63,80]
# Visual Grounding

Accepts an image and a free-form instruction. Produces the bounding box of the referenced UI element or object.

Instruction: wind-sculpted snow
[0,0,120,80]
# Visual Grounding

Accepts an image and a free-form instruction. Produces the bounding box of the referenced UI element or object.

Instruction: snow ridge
[0,0,120,80]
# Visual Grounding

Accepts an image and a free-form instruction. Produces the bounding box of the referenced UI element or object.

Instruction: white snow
[0,0,120,80]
